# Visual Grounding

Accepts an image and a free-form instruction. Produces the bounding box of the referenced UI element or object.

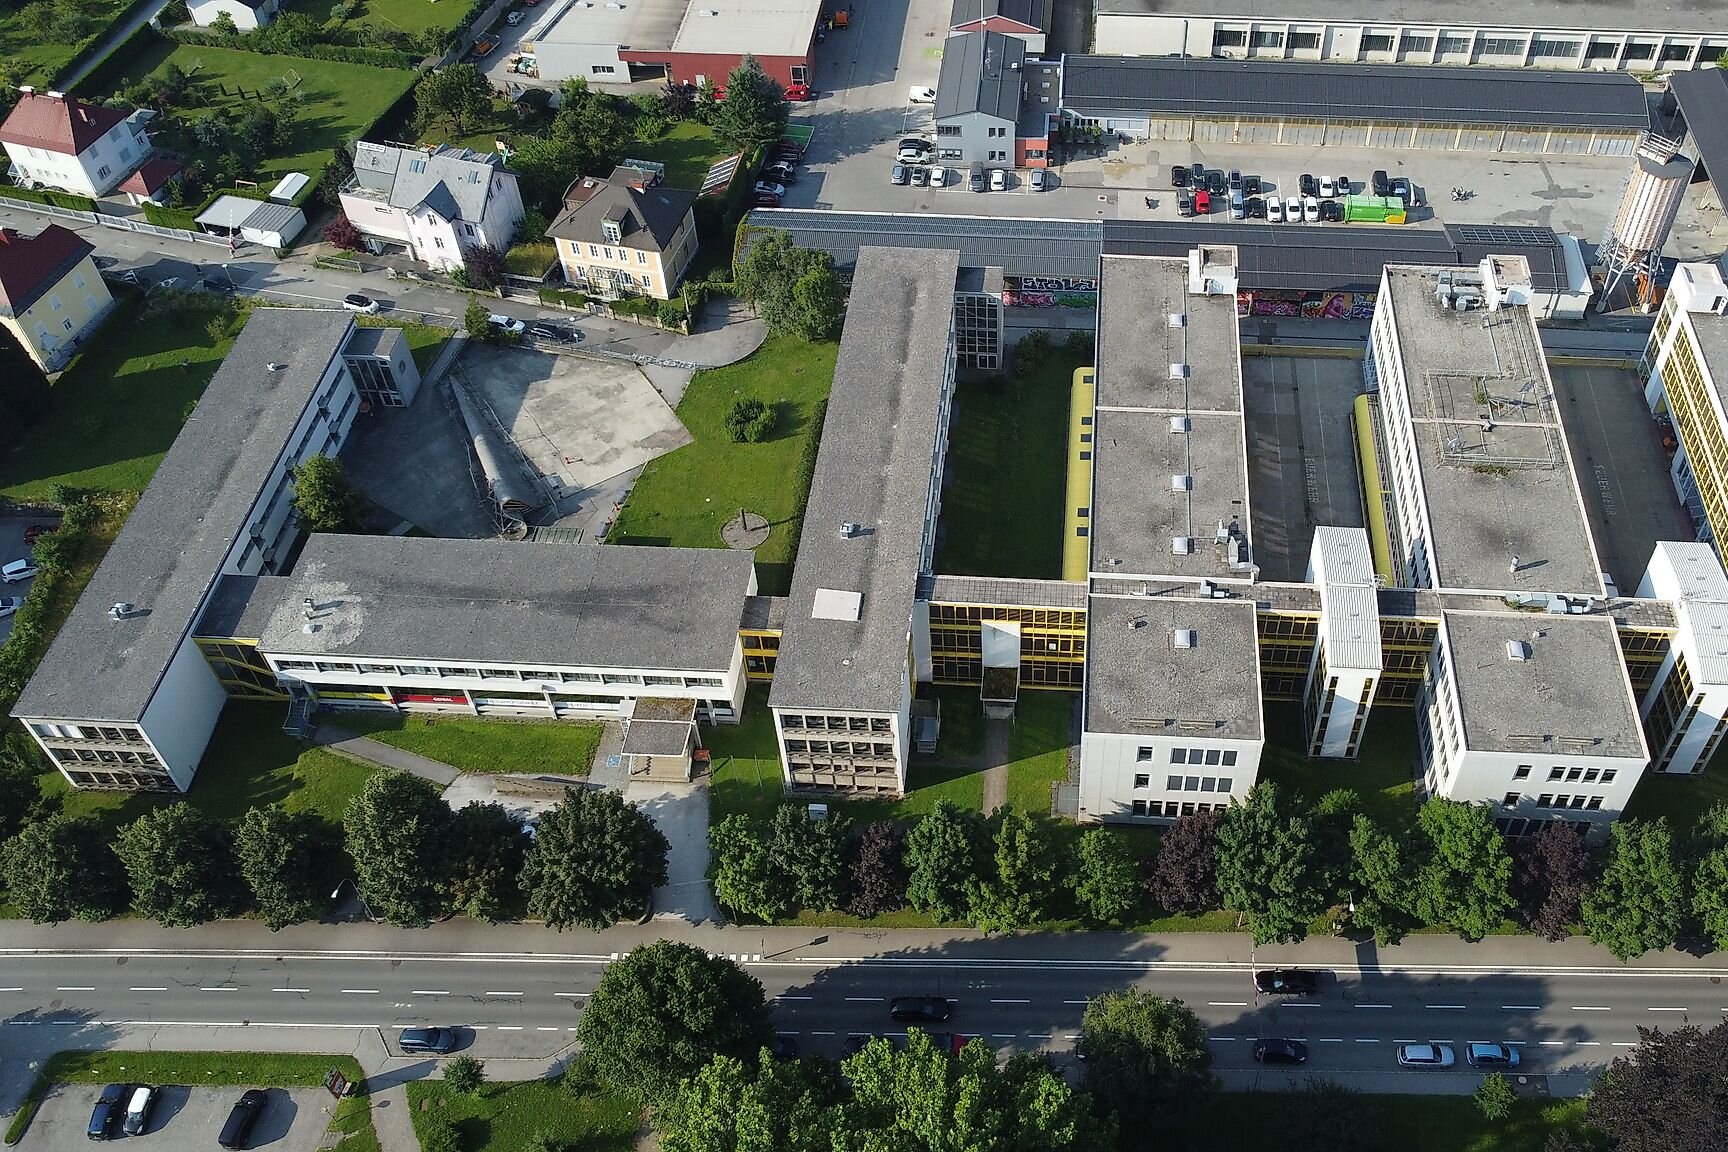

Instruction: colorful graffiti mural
[1236,290,1378,319]
[1004,274,1099,310]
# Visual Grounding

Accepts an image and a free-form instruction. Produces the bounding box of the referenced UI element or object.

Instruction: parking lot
[21,1085,329,1152]
[0,516,54,646]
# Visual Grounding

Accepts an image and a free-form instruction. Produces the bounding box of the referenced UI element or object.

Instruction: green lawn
[0,294,236,500]
[1259,701,1420,831]
[86,41,416,179]
[933,353,1077,579]
[1624,740,1728,828]
[45,701,377,833]
[0,0,137,85]
[932,685,985,759]
[406,1078,639,1152]
[327,713,601,776]
[298,0,480,36]
[411,98,523,156]
[609,334,838,594]
[1004,691,1073,815]
[620,121,733,190]
[504,241,558,278]
[1203,1092,1589,1152]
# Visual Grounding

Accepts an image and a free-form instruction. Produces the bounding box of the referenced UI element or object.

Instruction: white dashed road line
[412,991,449,996]
[1647,1007,1688,1012]
[845,996,884,1002]
[130,987,166,992]
[990,999,1031,1004]
[341,989,379,995]
[1355,1003,1392,1009]
[1501,1005,1541,1010]
[1426,1004,1466,1010]
[56,987,94,992]
[484,991,523,997]
[1208,1001,1248,1007]
[273,988,310,994]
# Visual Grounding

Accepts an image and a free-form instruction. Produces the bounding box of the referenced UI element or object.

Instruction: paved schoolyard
[21,1084,330,1152]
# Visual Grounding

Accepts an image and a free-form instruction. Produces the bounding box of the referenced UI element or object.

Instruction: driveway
[21,1084,328,1152]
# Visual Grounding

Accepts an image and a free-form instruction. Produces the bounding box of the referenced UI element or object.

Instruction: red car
[785,83,812,101]
[751,191,781,207]
[1193,188,1211,213]
[22,523,57,544]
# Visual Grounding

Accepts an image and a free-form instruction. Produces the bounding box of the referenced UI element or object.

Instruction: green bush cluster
[723,397,775,443]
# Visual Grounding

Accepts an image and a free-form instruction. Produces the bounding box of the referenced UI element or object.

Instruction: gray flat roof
[12,309,355,724]
[621,719,693,756]
[1096,254,1241,411]
[1084,594,1262,738]
[936,31,1024,122]
[1018,60,1062,138]
[342,326,406,360]
[918,574,1088,609]
[196,574,291,641]
[1671,69,1728,204]
[1095,0,1724,36]
[770,246,961,715]
[258,535,756,674]
[1382,265,1603,597]
[1060,55,1651,131]
[1442,611,1645,760]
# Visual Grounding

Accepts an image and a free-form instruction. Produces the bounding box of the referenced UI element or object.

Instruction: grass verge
[405,1078,639,1152]
[1624,739,1728,827]
[932,685,985,759]
[1004,692,1073,816]
[1205,1091,1589,1152]
[326,713,602,776]
[608,334,837,594]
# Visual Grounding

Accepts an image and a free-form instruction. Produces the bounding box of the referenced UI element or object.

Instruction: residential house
[546,165,699,301]
[187,0,283,31]
[0,224,114,371]
[117,156,183,206]
[339,142,525,273]
[933,32,1056,168]
[0,89,152,198]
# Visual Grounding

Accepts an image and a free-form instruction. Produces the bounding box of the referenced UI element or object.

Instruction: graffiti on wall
[1235,290,1377,319]
[1004,274,1099,310]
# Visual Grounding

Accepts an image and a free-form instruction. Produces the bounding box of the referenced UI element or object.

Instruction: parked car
[1206,169,1225,194]
[989,167,1007,191]
[969,161,986,192]
[1284,195,1302,222]
[1228,168,1242,190]
[929,166,949,188]
[218,1089,268,1150]
[1029,168,1047,192]
[908,85,937,103]
[341,292,380,314]
[87,1083,127,1141]
[22,523,56,544]
[1177,190,1194,217]
[1243,174,1262,195]
[897,138,933,163]
[485,314,526,336]
[399,1027,458,1053]
[1372,168,1391,195]
[1299,172,1319,197]
[1254,969,1320,995]
[784,83,812,101]
[1319,176,1336,197]
[888,995,952,1023]
[1319,199,1344,222]
[1230,189,1244,219]
[1252,1039,1308,1065]
[530,323,581,344]
[1397,1043,1456,1068]
[910,165,929,187]
[751,191,782,207]
[1245,195,1265,218]
[753,181,787,198]
[1266,196,1285,223]
[0,596,22,619]
[1336,173,1351,195]
[1171,165,1189,188]
[122,1086,156,1137]
[1466,1042,1520,1068]
[505,10,522,23]
[1,559,38,583]
[1194,188,1211,213]
[1302,195,1320,222]
[890,163,910,185]
[764,162,798,184]
[1389,177,1412,202]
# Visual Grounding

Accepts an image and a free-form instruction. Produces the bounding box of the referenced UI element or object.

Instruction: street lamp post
[331,878,380,923]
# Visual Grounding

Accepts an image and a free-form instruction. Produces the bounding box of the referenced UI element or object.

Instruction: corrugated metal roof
[1060,55,1651,130]
[1670,69,1728,205]
[1680,599,1728,688]
[1311,527,1382,672]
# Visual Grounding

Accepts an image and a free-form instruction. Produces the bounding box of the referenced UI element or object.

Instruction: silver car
[1396,1043,1456,1068]
[890,164,910,185]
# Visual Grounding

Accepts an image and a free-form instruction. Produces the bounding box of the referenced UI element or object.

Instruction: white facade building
[1640,262,1728,549]
[341,142,525,273]
[1635,541,1728,776]
[0,89,152,198]
[1304,527,1382,759]
[187,0,282,31]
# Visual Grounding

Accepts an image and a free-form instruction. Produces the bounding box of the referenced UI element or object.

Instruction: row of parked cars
[890,139,1047,193]
[752,137,808,207]
[88,1084,269,1148]
[1251,1038,1522,1068]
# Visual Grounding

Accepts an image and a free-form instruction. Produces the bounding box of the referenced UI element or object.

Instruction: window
[1530,37,1581,58]
[1185,776,1200,791]
[49,294,61,311]
[1217,778,1232,793]
[1622,41,1656,60]
[1503,792,1521,807]
[987,126,1006,138]
[1204,749,1221,766]
[1479,36,1525,56]
[1398,34,1434,53]
[637,250,648,264]
[433,237,444,249]
[1249,30,1282,48]
[1585,40,1619,60]
[588,244,599,256]
[1212,28,1246,48]
[1133,773,1150,789]
[1167,775,1182,791]
[1136,747,1154,762]
[61,317,72,331]
[1565,767,1582,782]
[1569,795,1587,809]
[1437,34,1471,54]
[1554,795,1570,809]
[73,271,85,289]
[463,223,475,236]
[1201,777,1216,793]
[591,64,616,74]
[1537,794,1553,808]
[1132,799,1149,817]
[1601,769,1618,784]
[1547,767,1564,781]
[1074,526,1088,538]
[988,150,1007,161]
[1288,30,1320,49]
[1170,748,1186,764]
[1360,33,1394,52]
[936,125,961,137]
[603,247,614,260]
[1221,750,1237,766]
[1583,768,1599,783]
[1513,765,1531,779]
[1586,796,1603,810]
[96,164,111,179]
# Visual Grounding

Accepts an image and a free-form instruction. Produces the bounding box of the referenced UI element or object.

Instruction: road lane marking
[1355,1003,1392,1009]
[273,988,310,993]
[1577,1041,1601,1046]
[411,991,449,996]
[990,1033,1015,1038]
[990,999,1031,1004]
[1539,1041,1567,1046]
[0,988,21,993]
[201,987,236,992]
[537,1027,559,1031]
[1426,1004,1466,1010]
[497,1026,523,1031]
[1613,1042,1638,1046]
[775,995,813,1001]
[130,987,166,992]
[1501,1005,1541,1010]
[1281,1002,1321,1007]
[1208,1001,1248,1007]
[1207,1036,1236,1041]
[1027,1034,1052,1039]
[1317,1038,1344,1043]
[845,997,884,1002]
[56,987,94,992]
[1354,1038,1379,1043]
[811,1030,835,1036]
[341,989,379,995]
[554,992,588,998]
[1394,1039,1420,1044]
[1571,1006,1612,1011]
[484,991,523,997]
[1647,1007,1688,1012]
[1063,999,1089,1005]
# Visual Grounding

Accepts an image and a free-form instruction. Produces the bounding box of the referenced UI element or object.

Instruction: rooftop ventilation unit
[1127,616,1148,630]
[1171,536,1194,555]
[266,362,287,372]
[1169,416,1190,433]
[840,521,861,538]
[1173,628,1196,649]
[1506,640,1532,662]
[1171,474,1192,492]
[1168,363,1189,379]
[108,602,135,621]
[1167,313,1186,328]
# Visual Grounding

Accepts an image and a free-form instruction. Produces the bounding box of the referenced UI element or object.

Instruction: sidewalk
[310,725,461,786]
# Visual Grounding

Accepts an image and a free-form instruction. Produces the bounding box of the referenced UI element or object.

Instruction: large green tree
[1144,809,1221,915]
[416,63,493,134]
[1071,827,1142,925]
[0,325,50,456]
[576,940,773,1105]
[234,806,325,930]
[291,453,361,533]
[1412,798,1514,940]
[660,1051,836,1152]
[1077,990,1214,1148]
[903,800,986,923]
[1347,813,1416,945]
[968,807,1061,933]
[733,230,846,341]
[767,802,847,913]
[1583,818,1688,960]
[713,55,789,151]
[0,814,124,923]
[1694,843,1728,953]
[1214,781,1328,943]
[1587,1021,1728,1151]
[114,803,237,927]
[521,786,668,930]
[448,801,530,923]
[709,813,788,922]
[0,742,50,845]
[342,772,454,927]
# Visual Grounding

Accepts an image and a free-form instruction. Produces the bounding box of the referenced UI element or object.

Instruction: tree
[767,802,847,912]
[576,940,773,1104]
[968,808,1061,932]
[323,212,363,251]
[724,397,776,443]
[1694,843,1728,952]
[660,79,696,122]
[1586,1021,1728,1151]
[1348,814,1417,945]
[1582,819,1688,960]
[1413,798,1514,940]
[1282,1078,1382,1152]
[1071,827,1141,925]
[550,78,631,174]
[785,261,845,341]
[463,244,505,291]
[0,814,124,923]
[464,298,497,342]
[342,772,453,927]
[903,800,986,923]
[1214,781,1328,943]
[661,1052,835,1152]
[448,802,529,922]
[713,55,788,151]
[510,133,587,214]
[210,10,238,34]
[733,230,845,341]
[1077,990,1214,1148]
[520,786,668,930]
[0,327,51,456]
[845,820,906,918]
[1513,821,1596,941]
[315,145,355,209]
[291,454,361,533]
[1144,809,1221,915]
[1475,1071,1517,1121]
[709,813,788,922]
[443,1053,485,1095]
[1310,787,1362,905]
[421,1121,461,1152]
[0,742,50,844]
[114,803,236,927]
[416,63,492,134]
[234,806,324,930]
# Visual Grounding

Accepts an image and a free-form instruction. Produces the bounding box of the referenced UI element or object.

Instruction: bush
[421,1120,461,1152]
[442,1054,485,1095]
[723,397,775,443]
[323,213,362,250]
[0,185,96,213]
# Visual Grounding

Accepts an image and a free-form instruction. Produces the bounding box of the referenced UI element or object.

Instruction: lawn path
[980,718,1011,813]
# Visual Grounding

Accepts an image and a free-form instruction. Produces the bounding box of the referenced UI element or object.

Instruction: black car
[1170,165,1189,188]
[1245,195,1265,219]
[1299,173,1319,197]
[1206,169,1225,194]
[530,323,581,343]
[1319,199,1343,222]
[1228,169,1242,190]
[1243,174,1262,195]
[399,1026,457,1053]
[1252,1038,1309,1065]
[218,1090,267,1150]
[1177,190,1194,217]
[768,1035,801,1060]
[1254,968,1320,996]
[87,1083,127,1141]
[888,995,952,1023]
[763,162,798,185]
[1372,168,1390,195]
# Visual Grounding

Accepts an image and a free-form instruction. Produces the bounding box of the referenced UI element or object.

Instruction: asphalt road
[5,947,1725,1094]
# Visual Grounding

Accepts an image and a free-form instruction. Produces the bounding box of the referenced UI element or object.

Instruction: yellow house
[546,165,699,302]
[0,224,113,371]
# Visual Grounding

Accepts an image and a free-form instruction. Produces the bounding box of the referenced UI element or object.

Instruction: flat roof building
[1641,262,1728,555]
[770,246,960,795]
[531,0,822,89]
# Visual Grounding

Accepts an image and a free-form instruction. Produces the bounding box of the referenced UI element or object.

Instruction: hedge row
[0,185,97,213]
[0,493,109,707]
[160,27,418,70]
[62,3,164,94]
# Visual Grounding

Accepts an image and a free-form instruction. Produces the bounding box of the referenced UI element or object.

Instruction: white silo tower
[1597,133,1692,312]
